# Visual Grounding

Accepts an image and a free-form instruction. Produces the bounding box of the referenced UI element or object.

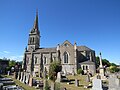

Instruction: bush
[77,68,83,74]
[109,66,120,73]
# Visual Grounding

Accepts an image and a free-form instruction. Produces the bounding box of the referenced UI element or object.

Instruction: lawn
[60,75,91,90]
[1,74,91,90]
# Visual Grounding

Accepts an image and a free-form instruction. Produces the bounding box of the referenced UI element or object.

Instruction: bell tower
[28,10,40,51]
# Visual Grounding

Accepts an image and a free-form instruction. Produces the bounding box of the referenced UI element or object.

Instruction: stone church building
[22,12,96,77]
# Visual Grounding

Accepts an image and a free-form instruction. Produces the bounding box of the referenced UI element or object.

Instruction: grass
[60,75,90,90]
[1,74,91,90]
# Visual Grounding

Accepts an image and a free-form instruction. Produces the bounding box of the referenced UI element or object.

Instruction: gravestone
[22,72,26,83]
[75,79,79,87]
[26,73,30,84]
[109,74,120,90]
[91,78,103,90]
[64,68,67,76]
[51,82,55,90]
[13,72,17,79]
[17,72,21,80]
[29,76,33,87]
[56,72,62,82]
[20,72,23,82]
[72,68,75,76]
[86,75,90,82]
[7,71,10,76]
[0,83,3,90]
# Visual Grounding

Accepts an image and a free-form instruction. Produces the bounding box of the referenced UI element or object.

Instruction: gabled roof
[61,40,73,46]
[77,46,92,51]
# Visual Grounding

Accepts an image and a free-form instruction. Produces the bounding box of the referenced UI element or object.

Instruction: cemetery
[0,52,120,90]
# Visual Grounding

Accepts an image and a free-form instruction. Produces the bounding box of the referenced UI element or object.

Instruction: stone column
[99,52,103,68]
[99,53,106,80]
[74,42,77,74]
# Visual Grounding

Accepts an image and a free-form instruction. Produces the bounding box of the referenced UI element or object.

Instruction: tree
[77,68,83,74]
[109,66,120,73]
[9,60,16,67]
[96,56,111,67]
[49,60,62,82]
[110,63,117,66]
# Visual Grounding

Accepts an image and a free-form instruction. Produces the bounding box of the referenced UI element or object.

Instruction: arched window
[44,57,47,64]
[35,57,37,64]
[64,52,68,63]
[32,37,34,43]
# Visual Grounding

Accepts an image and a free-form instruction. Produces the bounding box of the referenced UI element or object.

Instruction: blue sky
[0,0,120,64]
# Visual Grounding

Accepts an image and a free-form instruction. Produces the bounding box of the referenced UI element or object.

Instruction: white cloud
[9,55,23,61]
[3,51,10,54]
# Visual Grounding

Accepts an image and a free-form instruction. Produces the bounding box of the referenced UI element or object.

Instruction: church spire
[33,10,38,30]
[28,10,40,51]
[30,10,40,34]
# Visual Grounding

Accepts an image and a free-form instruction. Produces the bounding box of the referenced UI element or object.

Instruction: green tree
[49,60,62,82]
[9,60,16,67]
[110,63,117,66]
[109,66,120,73]
[96,56,111,67]
[77,68,83,74]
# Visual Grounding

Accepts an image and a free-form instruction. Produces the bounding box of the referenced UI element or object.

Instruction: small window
[86,66,88,70]
[83,65,85,70]
[64,43,68,47]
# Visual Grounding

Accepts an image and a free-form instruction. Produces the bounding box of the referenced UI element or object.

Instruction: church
[22,11,96,77]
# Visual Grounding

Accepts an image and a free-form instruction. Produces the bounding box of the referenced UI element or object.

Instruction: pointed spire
[34,10,38,29]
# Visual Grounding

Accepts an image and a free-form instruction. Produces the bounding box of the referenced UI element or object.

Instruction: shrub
[77,68,83,74]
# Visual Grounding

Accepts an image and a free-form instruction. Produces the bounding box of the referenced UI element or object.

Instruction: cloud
[3,51,10,54]
[9,55,23,61]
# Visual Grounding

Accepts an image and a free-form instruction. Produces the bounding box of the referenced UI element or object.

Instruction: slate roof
[36,47,57,53]
[80,61,95,65]
[77,46,92,51]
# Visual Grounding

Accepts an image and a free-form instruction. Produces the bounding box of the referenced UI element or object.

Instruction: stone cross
[99,52,103,68]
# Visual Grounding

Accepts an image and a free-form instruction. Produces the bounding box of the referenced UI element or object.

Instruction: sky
[0,0,120,64]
